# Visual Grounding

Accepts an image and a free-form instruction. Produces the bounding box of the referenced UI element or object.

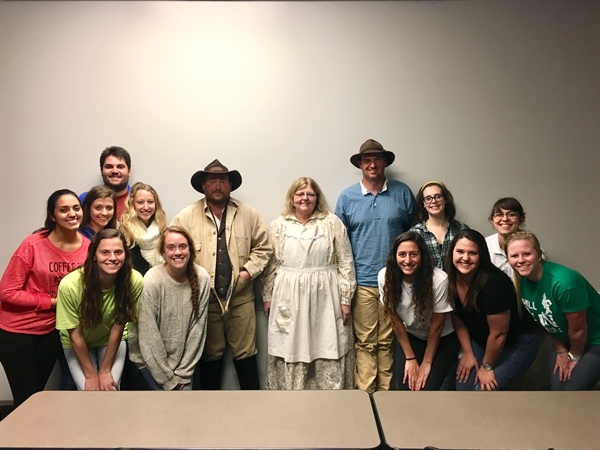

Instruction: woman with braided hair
[128,226,210,390]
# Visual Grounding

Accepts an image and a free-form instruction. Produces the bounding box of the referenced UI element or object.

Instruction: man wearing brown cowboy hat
[171,159,272,390]
[335,139,416,393]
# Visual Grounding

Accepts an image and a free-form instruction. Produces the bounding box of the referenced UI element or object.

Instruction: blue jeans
[456,332,538,391]
[551,344,600,390]
[140,366,163,390]
[140,366,192,391]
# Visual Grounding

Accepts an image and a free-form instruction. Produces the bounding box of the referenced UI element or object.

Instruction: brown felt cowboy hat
[190,159,242,193]
[350,139,395,168]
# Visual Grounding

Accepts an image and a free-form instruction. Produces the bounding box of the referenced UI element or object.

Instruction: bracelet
[405,357,416,361]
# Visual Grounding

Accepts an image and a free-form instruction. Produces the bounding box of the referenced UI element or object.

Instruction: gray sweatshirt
[128,263,210,390]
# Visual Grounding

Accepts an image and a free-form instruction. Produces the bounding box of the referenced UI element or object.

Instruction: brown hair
[488,197,526,224]
[445,229,507,310]
[415,181,458,222]
[81,185,117,231]
[383,232,434,327]
[157,226,201,319]
[79,229,135,329]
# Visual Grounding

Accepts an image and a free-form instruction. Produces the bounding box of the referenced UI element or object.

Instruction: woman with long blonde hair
[506,231,600,390]
[118,182,167,275]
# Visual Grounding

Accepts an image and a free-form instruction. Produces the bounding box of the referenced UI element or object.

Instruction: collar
[201,197,239,211]
[360,178,388,196]
[283,210,327,223]
[488,233,504,255]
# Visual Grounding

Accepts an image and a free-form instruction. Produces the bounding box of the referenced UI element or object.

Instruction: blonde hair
[503,230,543,258]
[502,230,543,319]
[282,177,329,216]
[118,182,167,247]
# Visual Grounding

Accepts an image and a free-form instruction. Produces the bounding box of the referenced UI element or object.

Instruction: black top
[453,272,521,349]
[130,244,150,276]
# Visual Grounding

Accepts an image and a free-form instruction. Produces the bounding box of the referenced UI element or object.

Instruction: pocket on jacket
[235,236,249,260]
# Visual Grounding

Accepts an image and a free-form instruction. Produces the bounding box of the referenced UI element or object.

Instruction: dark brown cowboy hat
[190,159,242,193]
[350,139,395,168]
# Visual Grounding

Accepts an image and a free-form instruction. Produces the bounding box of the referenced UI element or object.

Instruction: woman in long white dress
[262,177,356,389]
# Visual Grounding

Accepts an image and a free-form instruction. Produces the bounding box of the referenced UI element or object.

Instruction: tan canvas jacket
[171,197,272,306]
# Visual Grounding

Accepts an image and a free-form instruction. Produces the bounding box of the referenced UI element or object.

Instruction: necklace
[460,278,470,293]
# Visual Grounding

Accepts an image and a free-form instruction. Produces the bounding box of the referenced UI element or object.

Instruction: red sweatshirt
[0,232,89,334]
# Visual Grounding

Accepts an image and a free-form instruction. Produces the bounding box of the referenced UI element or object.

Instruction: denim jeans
[140,366,163,391]
[551,344,600,390]
[456,332,539,391]
[140,366,192,391]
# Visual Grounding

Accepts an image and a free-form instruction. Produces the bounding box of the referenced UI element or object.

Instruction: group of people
[1,140,599,407]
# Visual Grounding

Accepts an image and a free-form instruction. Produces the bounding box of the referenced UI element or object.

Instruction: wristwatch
[567,351,582,362]
[482,363,493,371]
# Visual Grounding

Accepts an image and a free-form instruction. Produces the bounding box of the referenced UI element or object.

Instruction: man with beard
[80,146,132,220]
[171,159,272,390]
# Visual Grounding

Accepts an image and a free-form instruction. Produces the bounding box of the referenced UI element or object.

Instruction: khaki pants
[203,300,257,361]
[352,286,393,393]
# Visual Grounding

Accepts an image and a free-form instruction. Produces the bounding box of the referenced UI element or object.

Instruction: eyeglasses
[294,192,316,198]
[423,194,444,203]
[492,211,519,220]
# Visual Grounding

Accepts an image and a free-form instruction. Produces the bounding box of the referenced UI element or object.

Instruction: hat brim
[350,151,395,168]
[190,170,242,193]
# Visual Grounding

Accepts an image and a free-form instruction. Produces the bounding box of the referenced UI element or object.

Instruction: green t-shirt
[520,261,600,346]
[56,268,143,349]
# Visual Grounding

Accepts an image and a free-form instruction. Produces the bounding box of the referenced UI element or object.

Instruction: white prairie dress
[262,211,356,389]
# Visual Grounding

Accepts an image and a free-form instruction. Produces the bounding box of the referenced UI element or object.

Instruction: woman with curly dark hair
[379,231,459,390]
[56,229,143,390]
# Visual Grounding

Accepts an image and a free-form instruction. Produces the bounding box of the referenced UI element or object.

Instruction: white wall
[1,1,598,401]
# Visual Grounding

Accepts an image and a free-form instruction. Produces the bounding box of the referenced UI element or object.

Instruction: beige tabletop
[373,390,600,450]
[0,390,380,449]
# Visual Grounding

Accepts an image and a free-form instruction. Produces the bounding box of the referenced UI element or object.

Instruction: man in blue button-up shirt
[335,139,416,393]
